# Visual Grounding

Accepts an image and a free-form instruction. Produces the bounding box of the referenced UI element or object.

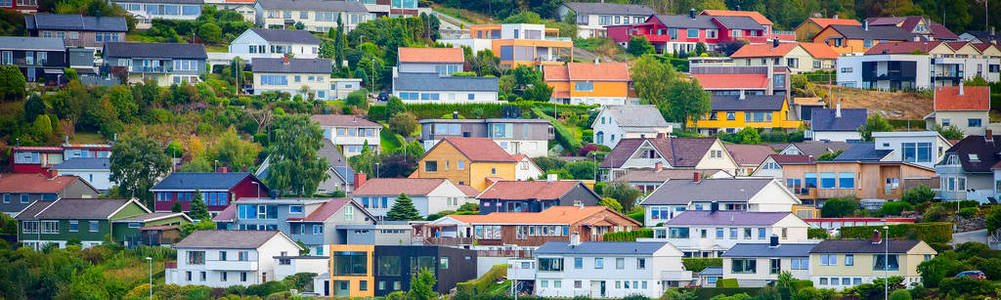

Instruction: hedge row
[367,101,597,121]
[839,222,953,244]
[808,228,829,239]
[532,108,582,153]
[677,287,764,298]
[456,264,507,297]
[682,257,722,272]
[886,119,925,129]
[602,228,653,241]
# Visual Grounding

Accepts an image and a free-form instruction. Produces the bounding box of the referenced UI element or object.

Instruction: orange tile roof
[934,86,990,111]
[0,173,82,193]
[439,137,517,163]
[567,62,630,81]
[701,10,772,25]
[478,180,583,200]
[398,47,464,63]
[798,42,839,59]
[543,65,569,81]
[456,185,480,197]
[730,43,798,58]
[445,206,627,225]
[808,17,861,28]
[691,73,769,89]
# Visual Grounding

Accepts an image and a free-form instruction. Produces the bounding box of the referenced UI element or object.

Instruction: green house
[112,212,192,247]
[15,198,188,250]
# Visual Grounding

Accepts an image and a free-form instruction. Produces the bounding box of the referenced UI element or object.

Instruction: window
[344,205,354,221]
[669,227,689,238]
[219,251,228,261]
[440,257,449,269]
[786,58,798,68]
[289,205,303,213]
[573,257,583,269]
[261,75,288,85]
[69,220,79,232]
[819,278,828,285]
[594,257,604,269]
[791,259,808,270]
[770,259,781,274]
[41,221,59,234]
[221,272,227,281]
[706,29,717,38]
[359,280,368,291]
[187,251,205,265]
[332,251,368,276]
[237,251,249,261]
[200,271,206,281]
[845,254,854,266]
[863,39,873,48]
[874,254,899,271]
[730,228,737,240]
[731,259,756,274]
[838,172,854,189]
[902,142,932,163]
[687,29,698,38]
[716,228,724,239]
[540,280,548,288]
[820,254,837,266]
[574,280,582,288]
[424,161,437,172]
[942,118,951,127]
[820,172,836,189]
[22,221,38,233]
[538,257,564,271]
[637,258,646,270]
[21,194,29,203]
[241,272,247,282]
[743,228,752,240]
[758,228,766,239]
[726,112,735,120]
[969,118,983,128]
[574,82,594,91]
[89,221,98,232]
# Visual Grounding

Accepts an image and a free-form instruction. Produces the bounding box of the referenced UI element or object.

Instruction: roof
[352,178,449,196]
[477,180,583,200]
[561,2,655,15]
[398,47,464,63]
[798,42,840,59]
[566,62,630,81]
[665,210,792,226]
[28,198,141,220]
[787,141,855,157]
[807,17,861,28]
[730,43,799,58]
[150,172,256,191]
[111,0,202,4]
[0,36,65,51]
[445,206,635,225]
[768,154,815,164]
[175,230,294,249]
[615,169,726,183]
[713,16,765,30]
[934,86,990,111]
[865,41,943,55]
[104,42,207,59]
[810,239,923,253]
[642,178,774,205]
[255,0,367,11]
[392,72,499,92]
[25,14,127,32]
[722,243,817,257]
[51,158,110,170]
[113,212,191,223]
[653,15,718,29]
[300,198,352,222]
[700,266,723,276]
[601,137,719,168]
[701,9,772,25]
[310,114,381,127]
[597,105,669,128]
[725,144,776,165]
[456,185,479,197]
[436,137,516,162]
[535,241,669,255]
[0,173,82,193]
[966,31,1001,43]
[543,65,570,81]
[944,135,1001,173]
[827,24,913,41]
[866,16,957,40]
[833,142,892,161]
[248,28,320,44]
[691,73,769,89]
[810,108,867,131]
[252,58,331,74]
[710,95,785,111]
[14,201,56,219]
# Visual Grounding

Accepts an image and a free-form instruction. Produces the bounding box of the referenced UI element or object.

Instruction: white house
[808,106,866,142]
[591,105,672,149]
[330,78,362,100]
[557,2,655,38]
[166,230,303,288]
[514,155,544,181]
[721,239,818,287]
[641,210,811,258]
[112,0,203,29]
[870,131,952,169]
[600,137,741,182]
[310,114,381,157]
[392,47,502,104]
[639,177,801,225]
[274,251,329,281]
[252,57,332,99]
[51,158,113,192]
[925,84,991,136]
[532,240,692,298]
[254,0,370,33]
[350,178,475,219]
[229,28,321,60]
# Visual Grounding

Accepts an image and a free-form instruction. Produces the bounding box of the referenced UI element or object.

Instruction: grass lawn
[70,132,108,144]
[431,4,494,24]
[380,127,403,153]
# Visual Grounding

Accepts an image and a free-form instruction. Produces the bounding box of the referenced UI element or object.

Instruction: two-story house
[557,2,655,38]
[531,241,692,298]
[111,211,192,247]
[690,94,802,136]
[721,239,818,287]
[0,36,67,84]
[600,136,740,181]
[865,16,958,41]
[812,23,913,54]
[411,137,518,191]
[166,230,303,287]
[701,9,795,41]
[794,17,861,42]
[62,143,112,159]
[345,0,429,18]
[926,85,990,136]
[937,133,1001,202]
[646,210,810,258]
[836,41,1000,90]
[310,114,381,157]
[751,154,815,179]
[809,106,867,142]
[103,42,207,86]
[725,144,780,176]
[427,206,641,249]
[477,180,601,214]
[729,41,839,73]
[252,57,331,99]
[15,198,151,249]
[440,23,573,67]
[25,14,127,49]
[780,160,936,202]
[230,28,321,60]
[543,61,636,105]
[809,237,936,290]
[590,105,672,149]
[418,117,553,157]
[870,131,952,169]
[606,12,728,54]
[393,47,501,103]
[640,177,802,225]
[254,0,370,33]
[350,178,475,220]
[51,158,112,192]
[0,173,99,216]
[10,146,64,174]
[112,0,203,29]
[690,65,791,96]
[323,245,478,297]
[150,172,269,213]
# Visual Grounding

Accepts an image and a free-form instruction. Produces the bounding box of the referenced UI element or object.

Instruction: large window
[261,75,288,86]
[669,227,689,238]
[424,161,437,172]
[838,172,855,189]
[804,173,817,188]
[687,29,698,38]
[22,221,38,233]
[492,123,513,138]
[791,259,808,270]
[770,259,781,274]
[378,256,400,276]
[41,221,59,234]
[731,259,756,274]
[902,142,932,163]
[574,82,594,91]
[538,257,564,272]
[873,254,899,271]
[188,251,205,265]
[332,251,368,276]
[820,172,836,189]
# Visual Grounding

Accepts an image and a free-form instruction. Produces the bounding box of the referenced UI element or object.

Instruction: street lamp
[883,225,889,300]
[145,256,153,300]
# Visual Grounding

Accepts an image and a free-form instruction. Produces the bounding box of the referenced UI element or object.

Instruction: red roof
[799,42,839,59]
[972,43,999,52]
[808,18,861,28]
[691,73,769,89]
[0,173,81,193]
[439,137,517,163]
[456,185,480,197]
[543,65,570,81]
[353,178,450,196]
[725,144,777,165]
[934,86,990,111]
[445,206,638,226]
[567,62,630,81]
[300,198,353,221]
[478,180,584,200]
[946,42,975,51]
[310,114,381,128]
[730,43,798,58]
[701,9,772,25]
[13,146,63,152]
[398,47,464,63]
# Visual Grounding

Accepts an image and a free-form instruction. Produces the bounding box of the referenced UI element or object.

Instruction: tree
[197,23,222,44]
[902,185,935,204]
[378,154,417,178]
[346,90,368,109]
[820,196,858,218]
[208,126,261,172]
[386,193,422,221]
[630,55,678,113]
[695,42,707,56]
[888,289,912,300]
[564,160,597,180]
[735,127,762,144]
[268,115,329,196]
[922,205,948,222]
[988,208,1001,233]
[598,197,623,212]
[665,79,711,129]
[0,64,27,101]
[604,182,643,212]
[385,96,405,120]
[171,202,182,213]
[406,268,437,300]
[858,114,894,141]
[917,255,964,288]
[180,220,215,238]
[24,94,45,122]
[334,14,346,70]
[110,135,172,207]
[936,125,963,140]
[627,36,654,56]
[188,189,210,220]
[388,112,418,137]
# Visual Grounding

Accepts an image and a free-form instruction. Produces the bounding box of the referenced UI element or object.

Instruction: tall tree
[188,189,210,220]
[858,114,894,141]
[110,135,172,208]
[0,64,26,101]
[630,55,678,111]
[406,268,438,300]
[267,115,329,196]
[665,79,711,129]
[334,14,346,71]
[386,193,421,221]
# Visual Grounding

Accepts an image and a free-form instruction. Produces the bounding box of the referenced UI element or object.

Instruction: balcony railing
[205,260,258,271]
[130,66,172,73]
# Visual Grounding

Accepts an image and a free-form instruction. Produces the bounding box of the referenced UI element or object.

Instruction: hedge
[886,119,925,129]
[682,258,722,272]
[367,101,597,121]
[533,108,581,153]
[678,287,762,299]
[839,222,953,244]
[716,279,740,288]
[603,228,653,241]
[808,228,829,239]
[456,264,507,297]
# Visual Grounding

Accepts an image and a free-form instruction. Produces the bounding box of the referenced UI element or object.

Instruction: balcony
[424,237,474,245]
[130,66,172,73]
[635,33,671,43]
[661,270,694,281]
[205,260,258,271]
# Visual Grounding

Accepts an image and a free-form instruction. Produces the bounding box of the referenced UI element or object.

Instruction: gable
[747,180,802,205]
[420,140,469,164]
[231,29,268,45]
[429,180,467,198]
[622,140,672,168]
[110,200,151,220]
[693,140,739,170]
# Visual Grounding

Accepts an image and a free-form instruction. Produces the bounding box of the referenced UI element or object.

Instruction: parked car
[954,270,986,279]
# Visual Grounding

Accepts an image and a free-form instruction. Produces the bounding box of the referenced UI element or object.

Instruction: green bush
[682,258,722,272]
[821,196,858,217]
[939,276,998,296]
[678,288,762,299]
[840,223,953,244]
[880,201,913,216]
[902,185,935,204]
[602,228,652,241]
[888,289,912,300]
[455,264,506,297]
[533,107,581,153]
[958,207,978,218]
[808,228,829,239]
[716,278,739,288]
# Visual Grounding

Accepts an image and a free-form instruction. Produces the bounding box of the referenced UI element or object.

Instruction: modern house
[812,24,913,54]
[150,172,269,213]
[103,42,207,86]
[926,85,990,136]
[721,240,818,287]
[690,65,791,96]
[556,2,654,38]
[936,134,1001,202]
[725,144,779,176]
[396,47,464,76]
[645,210,810,258]
[531,241,692,298]
[639,177,802,225]
[345,0,429,18]
[780,160,936,201]
[0,36,67,84]
[835,41,1000,90]
[411,137,518,191]
[865,16,958,41]
[330,78,363,99]
[50,158,112,192]
[257,139,355,194]
[15,198,151,249]
[252,57,331,99]
[323,245,478,297]
[543,61,635,105]
[0,0,37,13]
[751,154,815,179]
[112,0,204,29]
[230,28,321,60]
[600,136,740,181]
[830,142,893,162]
[690,94,802,136]
[0,173,100,216]
[427,206,641,249]
[350,178,474,219]
[310,114,381,157]
[794,17,861,42]
[254,0,370,33]
[808,106,866,142]
[439,23,573,67]
[590,105,672,149]
[418,118,554,157]
[24,14,127,48]
[869,131,952,168]
[165,230,304,288]
[809,238,936,290]
[728,41,839,73]
[10,146,64,174]
[477,180,601,214]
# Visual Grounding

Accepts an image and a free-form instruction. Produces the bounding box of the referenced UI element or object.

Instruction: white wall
[229,30,319,59]
[872,132,949,168]
[933,110,989,136]
[812,131,862,142]
[58,170,113,191]
[534,255,661,298]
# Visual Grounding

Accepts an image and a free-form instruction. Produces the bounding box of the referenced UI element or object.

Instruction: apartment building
[254,0,370,33]
[532,241,692,298]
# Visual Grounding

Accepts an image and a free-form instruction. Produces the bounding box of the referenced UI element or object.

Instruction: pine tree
[171,202,182,213]
[334,14,345,71]
[386,193,421,221]
[188,189,210,220]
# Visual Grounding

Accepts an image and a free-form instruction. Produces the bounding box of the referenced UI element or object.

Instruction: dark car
[954,270,986,279]
[378,92,389,102]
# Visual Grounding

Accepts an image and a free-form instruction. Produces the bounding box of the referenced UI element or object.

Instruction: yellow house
[543,61,634,105]
[410,137,517,191]
[812,24,911,54]
[809,239,936,291]
[690,94,802,136]
[794,18,861,42]
[328,244,375,298]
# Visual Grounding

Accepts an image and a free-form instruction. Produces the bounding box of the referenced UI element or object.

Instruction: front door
[324,280,330,296]
[590,280,605,297]
[334,280,351,297]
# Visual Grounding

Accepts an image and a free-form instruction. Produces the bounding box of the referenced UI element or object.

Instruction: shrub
[603,228,652,241]
[622,294,649,300]
[888,289,912,300]
[958,207,978,218]
[880,201,913,216]
[902,185,934,204]
[455,264,506,298]
[821,196,858,217]
[922,206,949,222]
[598,197,622,212]
[939,276,998,296]
[682,258,722,272]
[840,223,953,244]
[808,228,829,239]
[988,207,1001,232]
[716,278,739,288]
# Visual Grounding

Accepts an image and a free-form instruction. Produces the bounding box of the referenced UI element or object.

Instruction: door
[334,280,351,297]
[324,280,330,296]
[590,281,601,297]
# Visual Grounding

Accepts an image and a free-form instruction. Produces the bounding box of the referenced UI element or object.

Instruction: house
[752,154,814,178]
[15,198,151,249]
[230,28,321,59]
[605,12,765,54]
[393,72,501,103]
[62,143,112,159]
[690,65,791,96]
[439,23,573,67]
[794,17,861,42]
[311,114,381,157]
[25,14,127,48]
[557,2,654,38]
[698,266,723,287]
[418,118,553,158]
[721,239,818,287]
[835,41,1001,90]
[937,134,1001,202]
[725,144,779,175]
[330,78,362,99]
[411,137,518,191]
[257,139,355,194]
[700,9,793,41]
[615,167,730,194]
[639,177,801,225]
[0,173,100,216]
[531,241,692,298]
[543,61,635,105]
[10,146,64,174]
[254,0,370,33]
[926,85,991,135]
[590,105,672,149]
[645,210,810,258]
[111,212,192,247]
[728,41,839,73]
[477,180,601,214]
[323,245,477,297]
[252,57,331,99]
[870,131,952,168]
[0,37,67,85]
[397,47,464,75]
[51,158,112,192]
[808,106,866,142]
[112,0,204,29]
[345,0,429,18]
[103,42,207,86]
[960,29,1001,44]
[690,94,802,136]
[809,238,936,290]
[150,172,269,213]
[865,16,958,41]
[0,0,37,13]
[350,178,474,219]
[600,136,740,181]
[779,141,854,157]
[513,155,544,181]
[812,24,913,54]
[165,230,303,287]
[204,0,256,22]
[213,197,375,255]
[780,160,936,201]
[427,206,641,248]
[791,97,826,121]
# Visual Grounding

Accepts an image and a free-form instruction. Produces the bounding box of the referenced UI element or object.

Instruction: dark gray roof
[256,0,367,11]
[711,95,785,111]
[941,135,1001,173]
[393,72,499,92]
[654,15,717,29]
[103,42,207,59]
[811,108,867,132]
[829,25,914,40]
[721,243,818,257]
[26,14,127,32]
[535,241,669,255]
[599,105,669,128]
[175,230,293,249]
[52,158,110,170]
[810,239,924,254]
[150,172,257,191]
[252,58,331,73]
[249,28,321,44]
[112,0,203,4]
[713,16,764,30]
[664,211,792,226]
[21,198,140,220]
[788,141,855,157]
[562,2,655,16]
[833,142,892,161]
[641,178,773,205]
[0,36,65,51]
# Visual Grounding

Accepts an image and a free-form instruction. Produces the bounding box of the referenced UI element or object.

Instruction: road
[952,229,988,246]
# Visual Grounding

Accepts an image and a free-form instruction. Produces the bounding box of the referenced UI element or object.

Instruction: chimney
[654,162,663,172]
[547,173,558,182]
[769,234,779,247]
[835,100,842,118]
[862,20,868,31]
[871,229,882,244]
[283,53,290,64]
[959,81,965,96]
[773,38,779,48]
[992,26,996,36]
[216,167,228,173]
[570,232,581,246]
[47,169,58,179]
[64,135,69,144]
[710,200,719,214]
[353,172,367,190]
[689,8,696,19]
[693,171,701,183]
[656,132,666,139]
[452,111,459,119]
[987,129,994,143]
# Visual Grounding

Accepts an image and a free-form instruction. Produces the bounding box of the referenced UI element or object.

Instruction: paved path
[953,229,988,245]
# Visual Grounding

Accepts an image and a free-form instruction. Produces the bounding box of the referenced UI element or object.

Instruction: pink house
[607,9,767,54]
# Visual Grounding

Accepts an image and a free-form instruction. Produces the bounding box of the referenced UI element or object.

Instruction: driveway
[952,229,988,246]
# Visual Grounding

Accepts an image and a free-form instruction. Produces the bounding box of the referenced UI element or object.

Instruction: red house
[607,9,768,54]
[11,146,64,174]
[0,0,38,13]
[149,172,269,213]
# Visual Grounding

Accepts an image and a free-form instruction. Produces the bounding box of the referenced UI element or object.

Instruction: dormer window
[944,154,960,165]
[969,154,980,162]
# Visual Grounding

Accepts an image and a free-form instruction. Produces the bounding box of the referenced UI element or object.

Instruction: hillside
[822,85,932,120]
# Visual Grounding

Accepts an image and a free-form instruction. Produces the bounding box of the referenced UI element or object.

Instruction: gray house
[0,36,68,84]
[418,118,554,157]
[0,173,100,216]
[25,14,127,48]
[102,42,207,86]
[935,134,1001,203]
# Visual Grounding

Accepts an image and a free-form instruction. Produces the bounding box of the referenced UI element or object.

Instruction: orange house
[543,61,634,105]
[410,137,518,191]
[812,24,912,54]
